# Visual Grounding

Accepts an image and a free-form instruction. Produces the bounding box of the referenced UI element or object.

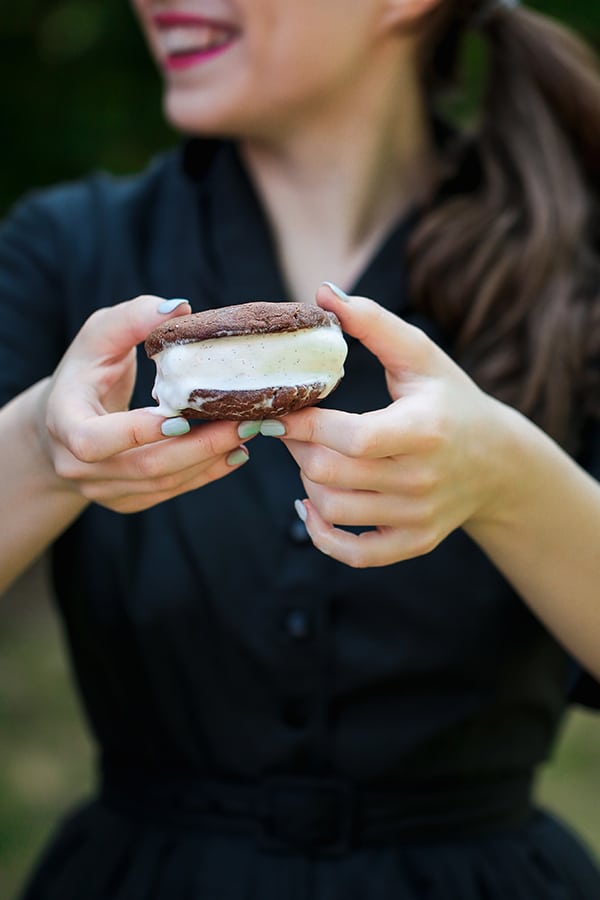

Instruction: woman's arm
[0,377,88,594]
[464,401,600,681]
[275,284,600,679]
[0,294,254,596]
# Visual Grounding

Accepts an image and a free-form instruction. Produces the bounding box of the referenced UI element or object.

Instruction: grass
[1,561,93,900]
[1,560,599,899]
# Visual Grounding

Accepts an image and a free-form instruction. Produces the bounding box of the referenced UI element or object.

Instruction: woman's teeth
[160,26,232,56]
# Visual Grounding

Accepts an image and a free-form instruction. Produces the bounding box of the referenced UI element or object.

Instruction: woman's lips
[153,13,240,71]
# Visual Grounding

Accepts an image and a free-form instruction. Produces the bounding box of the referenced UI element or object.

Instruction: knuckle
[408,497,437,531]
[78,481,103,502]
[45,409,59,442]
[409,526,440,558]
[53,451,82,483]
[128,421,148,450]
[408,468,439,498]
[422,407,450,450]
[346,427,377,459]
[346,542,371,569]
[305,412,322,445]
[154,472,182,493]
[133,450,163,480]
[67,428,98,464]
[303,449,334,485]
[315,492,340,524]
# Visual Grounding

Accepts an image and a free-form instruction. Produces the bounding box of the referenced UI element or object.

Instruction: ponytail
[410,3,600,448]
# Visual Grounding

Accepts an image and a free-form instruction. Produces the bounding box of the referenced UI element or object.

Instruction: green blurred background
[1,1,600,898]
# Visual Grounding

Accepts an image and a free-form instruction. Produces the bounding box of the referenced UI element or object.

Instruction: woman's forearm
[466,402,600,680]
[0,378,87,595]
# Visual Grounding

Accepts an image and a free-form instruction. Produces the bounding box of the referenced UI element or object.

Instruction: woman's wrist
[464,394,588,552]
[0,379,89,594]
[22,378,87,501]
[465,398,547,538]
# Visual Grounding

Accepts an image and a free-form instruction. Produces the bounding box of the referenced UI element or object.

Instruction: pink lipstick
[153,12,240,71]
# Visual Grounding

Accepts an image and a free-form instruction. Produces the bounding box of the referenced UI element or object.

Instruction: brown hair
[409,1,600,449]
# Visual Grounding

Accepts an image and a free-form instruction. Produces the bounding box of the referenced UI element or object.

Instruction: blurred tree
[1,1,599,214]
[1,0,175,214]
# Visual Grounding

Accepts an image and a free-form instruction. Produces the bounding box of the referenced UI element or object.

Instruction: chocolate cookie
[145,301,348,420]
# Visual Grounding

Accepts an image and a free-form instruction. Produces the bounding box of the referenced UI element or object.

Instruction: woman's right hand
[40,294,255,513]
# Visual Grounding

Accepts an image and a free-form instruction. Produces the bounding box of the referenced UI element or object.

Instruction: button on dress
[1,140,599,899]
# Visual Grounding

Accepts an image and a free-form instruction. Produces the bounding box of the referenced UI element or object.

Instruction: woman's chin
[162,87,242,138]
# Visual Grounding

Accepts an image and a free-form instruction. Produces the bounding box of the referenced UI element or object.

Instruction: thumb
[75,295,192,361]
[316,282,434,376]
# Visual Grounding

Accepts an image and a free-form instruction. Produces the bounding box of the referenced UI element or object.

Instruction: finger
[99,450,251,514]
[278,401,431,459]
[285,439,386,489]
[316,282,439,377]
[298,500,437,568]
[299,476,434,529]
[80,445,250,504]
[74,294,191,361]
[49,404,242,465]
[59,420,252,480]
[284,438,435,495]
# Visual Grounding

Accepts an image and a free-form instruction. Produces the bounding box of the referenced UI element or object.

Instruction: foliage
[2,0,174,215]
[2,1,600,214]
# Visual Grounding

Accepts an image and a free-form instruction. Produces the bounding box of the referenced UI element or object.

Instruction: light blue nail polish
[227,448,249,467]
[322,281,350,302]
[237,421,262,439]
[161,417,191,437]
[294,499,308,523]
[157,297,191,314]
[260,420,286,437]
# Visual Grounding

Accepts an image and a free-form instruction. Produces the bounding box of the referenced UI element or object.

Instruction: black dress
[1,141,599,899]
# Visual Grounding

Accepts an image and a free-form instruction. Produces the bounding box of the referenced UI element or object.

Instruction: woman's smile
[131,0,388,137]
[153,12,241,72]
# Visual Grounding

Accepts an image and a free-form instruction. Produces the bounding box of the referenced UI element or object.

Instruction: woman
[2,0,600,896]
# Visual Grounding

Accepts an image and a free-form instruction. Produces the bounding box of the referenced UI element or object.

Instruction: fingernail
[237,420,262,439]
[157,297,191,314]
[294,499,308,523]
[161,417,191,436]
[322,281,350,302]
[260,420,286,437]
[227,447,250,467]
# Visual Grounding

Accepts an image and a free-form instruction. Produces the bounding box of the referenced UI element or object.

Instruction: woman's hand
[263,284,600,676]
[274,283,510,567]
[40,294,254,514]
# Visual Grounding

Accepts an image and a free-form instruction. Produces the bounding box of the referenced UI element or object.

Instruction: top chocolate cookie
[145,301,339,358]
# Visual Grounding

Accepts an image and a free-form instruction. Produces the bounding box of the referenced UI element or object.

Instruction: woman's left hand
[274,283,509,567]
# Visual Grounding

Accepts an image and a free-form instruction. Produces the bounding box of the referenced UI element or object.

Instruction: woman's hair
[409,1,600,449]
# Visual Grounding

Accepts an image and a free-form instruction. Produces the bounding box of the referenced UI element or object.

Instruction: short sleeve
[0,192,67,406]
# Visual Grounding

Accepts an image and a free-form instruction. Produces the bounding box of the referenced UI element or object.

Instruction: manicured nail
[161,417,191,437]
[226,447,250,467]
[237,421,262,439]
[260,420,286,437]
[322,281,350,302]
[294,499,308,523]
[157,297,190,314]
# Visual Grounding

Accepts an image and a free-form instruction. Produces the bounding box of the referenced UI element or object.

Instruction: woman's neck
[238,52,440,302]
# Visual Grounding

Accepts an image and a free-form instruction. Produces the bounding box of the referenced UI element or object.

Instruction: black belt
[100,766,533,857]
